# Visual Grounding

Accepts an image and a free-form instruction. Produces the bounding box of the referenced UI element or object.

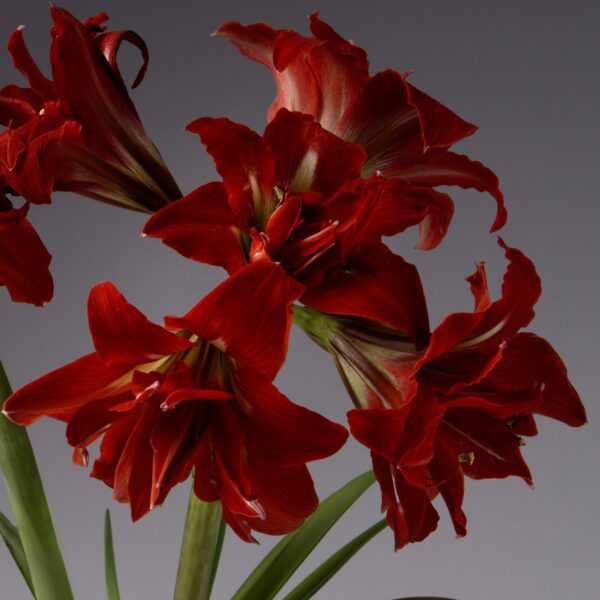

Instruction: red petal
[429,429,468,537]
[480,333,586,427]
[7,27,55,100]
[399,150,506,232]
[441,409,533,484]
[95,29,149,89]
[88,282,193,368]
[361,178,455,250]
[0,213,53,306]
[166,261,303,379]
[143,182,247,274]
[263,109,366,195]
[418,239,541,371]
[235,365,348,466]
[302,243,430,346]
[406,82,477,151]
[3,353,125,425]
[186,117,273,226]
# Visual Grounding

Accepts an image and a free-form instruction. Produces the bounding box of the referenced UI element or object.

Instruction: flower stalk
[0,360,73,600]
[174,484,225,600]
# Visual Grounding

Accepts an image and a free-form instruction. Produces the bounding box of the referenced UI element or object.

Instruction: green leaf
[283,519,387,600]
[207,519,226,599]
[174,486,224,600]
[231,470,376,600]
[0,510,34,596]
[104,510,120,600]
[0,360,73,600]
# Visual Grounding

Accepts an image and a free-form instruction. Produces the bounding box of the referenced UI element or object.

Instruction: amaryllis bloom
[144,108,457,324]
[216,13,506,232]
[0,196,52,305]
[294,239,586,549]
[3,261,348,540]
[0,6,182,304]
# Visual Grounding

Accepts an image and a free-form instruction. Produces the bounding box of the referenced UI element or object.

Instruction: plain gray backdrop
[1,1,598,598]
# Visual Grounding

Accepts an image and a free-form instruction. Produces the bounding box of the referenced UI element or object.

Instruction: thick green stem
[0,360,73,600]
[174,484,225,600]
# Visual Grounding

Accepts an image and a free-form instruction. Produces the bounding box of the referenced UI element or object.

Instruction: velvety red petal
[0,213,53,306]
[7,27,56,100]
[235,365,348,466]
[361,178,454,250]
[429,428,468,537]
[418,239,541,372]
[166,260,303,379]
[87,281,193,368]
[264,109,366,195]
[480,333,586,427]
[302,243,430,346]
[95,29,149,89]
[406,82,477,151]
[399,150,507,232]
[441,409,533,484]
[143,182,247,274]
[3,353,126,425]
[186,117,274,226]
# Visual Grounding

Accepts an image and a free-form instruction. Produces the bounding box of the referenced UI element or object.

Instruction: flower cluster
[2,8,586,547]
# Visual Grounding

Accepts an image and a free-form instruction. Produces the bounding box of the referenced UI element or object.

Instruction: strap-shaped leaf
[0,510,34,596]
[283,519,387,600]
[104,510,120,600]
[0,360,73,599]
[231,470,376,600]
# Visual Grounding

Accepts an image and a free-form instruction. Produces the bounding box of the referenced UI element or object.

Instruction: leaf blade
[104,510,120,600]
[283,519,387,600]
[0,510,34,596]
[231,470,376,600]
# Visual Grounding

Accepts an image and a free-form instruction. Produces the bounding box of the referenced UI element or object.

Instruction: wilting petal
[88,282,193,368]
[3,353,126,425]
[143,182,247,274]
[95,29,149,89]
[166,260,303,379]
[302,243,430,345]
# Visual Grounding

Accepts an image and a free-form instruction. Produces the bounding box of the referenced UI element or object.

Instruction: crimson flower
[216,13,506,231]
[0,6,181,304]
[0,196,52,305]
[3,261,347,540]
[145,108,459,325]
[294,239,586,549]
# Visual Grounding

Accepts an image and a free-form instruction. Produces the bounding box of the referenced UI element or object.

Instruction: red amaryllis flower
[0,6,180,212]
[215,13,506,231]
[0,6,182,304]
[0,196,52,305]
[144,108,456,325]
[294,239,586,548]
[3,261,348,540]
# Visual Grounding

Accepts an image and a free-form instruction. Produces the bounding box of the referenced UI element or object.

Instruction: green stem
[174,484,224,600]
[0,360,73,600]
[292,305,339,349]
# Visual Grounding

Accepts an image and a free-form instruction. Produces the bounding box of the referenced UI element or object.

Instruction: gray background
[1,1,598,598]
